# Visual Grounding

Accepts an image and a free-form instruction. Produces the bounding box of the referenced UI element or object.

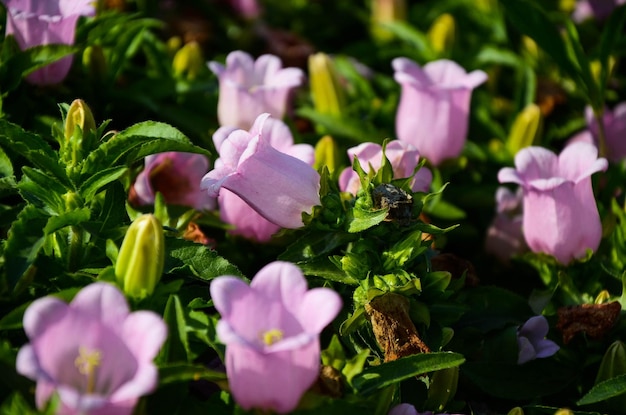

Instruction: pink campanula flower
[201,113,321,230]
[212,117,315,242]
[208,50,305,129]
[228,0,261,19]
[338,140,432,195]
[392,57,487,166]
[131,151,215,211]
[2,0,95,85]
[485,186,527,262]
[517,316,560,364]
[498,142,608,264]
[573,0,625,22]
[16,282,167,415]
[210,261,342,413]
[568,104,626,162]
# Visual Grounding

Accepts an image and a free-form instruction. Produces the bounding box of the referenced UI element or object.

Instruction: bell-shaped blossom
[202,113,320,230]
[131,152,215,211]
[2,0,96,85]
[16,282,167,415]
[338,140,432,195]
[210,261,342,413]
[213,117,315,242]
[485,186,527,262]
[573,0,625,22]
[498,142,608,264]
[392,57,487,166]
[208,50,305,129]
[517,315,560,364]
[568,104,626,162]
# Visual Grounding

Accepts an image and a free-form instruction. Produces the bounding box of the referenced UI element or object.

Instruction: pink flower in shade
[212,117,315,242]
[228,0,261,19]
[392,58,487,166]
[484,186,528,262]
[498,142,608,264]
[208,50,305,129]
[517,316,560,364]
[2,0,95,85]
[573,0,625,22]
[568,104,626,162]
[201,113,321,230]
[131,152,215,211]
[338,140,432,195]
[16,282,167,415]
[210,261,342,413]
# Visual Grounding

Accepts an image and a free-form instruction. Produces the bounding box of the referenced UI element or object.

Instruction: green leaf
[378,21,436,61]
[1,44,75,92]
[78,166,128,201]
[577,374,626,406]
[598,5,626,102]
[296,107,380,143]
[43,208,91,235]
[165,238,242,282]
[158,363,227,385]
[351,352,465,395]
[18,168,67,214]
[159,294,191,363]
[347,207,389,233]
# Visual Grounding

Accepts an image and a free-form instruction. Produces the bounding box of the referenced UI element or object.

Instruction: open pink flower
[210,261,342,413]
[202,113,320,230]
[568,104,626,162]
[573,0,625,22]
[208,50,305,129]
[338,140,432,195]
[485,186,527,262]
[16,282,167,415]
[393,58,487,166]
[131,152,215,211]
[498,142,607,264]
[213,117,315,241]
[2,0,95,85]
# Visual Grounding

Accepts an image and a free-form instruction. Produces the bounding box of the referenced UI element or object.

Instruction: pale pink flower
[16,282,167,415]
[131,152,215,211]
[2,0,95,84]
[498,142,608,264]
[229,0,261,19]
[393,57,487,166]
[568,104,626,162]
[210,261,342,413]
[485,186,527,262]
[208,50,305,129]
[202,113,320,230]
[213,117,315,242]
[338,140,432,195]
[573,0,626,22]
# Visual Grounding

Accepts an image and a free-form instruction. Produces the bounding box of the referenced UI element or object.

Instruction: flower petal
[297,288,342,334]
[70,282,129,327]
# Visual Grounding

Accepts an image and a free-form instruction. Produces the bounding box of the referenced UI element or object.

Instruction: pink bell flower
[208,50,305,129]
[210,261,342,413]
[517,316,560,364]
[485,186,527,262]
[568,104,626,162]
[498,142,608,264]
[16,282,167,415]
[573,0,625,22]
[228,0,261,19]
[2,0,95,85]
[131,152,215,211]
[338,140,432,195]
[202,113,321,230]
[392,57,487,166]
[213,117,315,241]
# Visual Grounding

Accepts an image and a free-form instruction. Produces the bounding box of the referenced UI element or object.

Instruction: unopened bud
[63,99,97,168]
[427,14,455,55]
[506,103,542,156]
[371,0,406,42]
[82,45,108,82]
[173,41,204,80]
[115,214,165,299]
[594,341,626,411]
[507,408,524,415]
[64,99,96,142]
[314,135,341,174]
[309,53,346,118]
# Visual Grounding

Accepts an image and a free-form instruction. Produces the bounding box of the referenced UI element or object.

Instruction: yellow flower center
[261,329,284,346]
[74,346,101,394]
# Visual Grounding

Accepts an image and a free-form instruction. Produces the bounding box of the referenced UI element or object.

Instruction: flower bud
[314,135,341,174]
[173,41,204,80]
[115,214,165,299]
[506,103,542,157]
[427,14,456,55]
[308,53,346,119]
[371,0,406,42]
[63,99,97,169]
[64,99,96,143]
[594,341,626,411]
[507,408,524,415]
[82,45,108,82]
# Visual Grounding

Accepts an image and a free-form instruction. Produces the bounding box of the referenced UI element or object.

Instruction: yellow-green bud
[554,409,574,415]
[506,103,542,156]
[308,53,346,119]
[507,408,524,415]
[314,135,341,174]
[371,0,406,42]
[173,41,204,80]
[594,341,626,411]
[115,214,165,300]
[64,99,96,143]
[595,289,611,304]
[427,14,456,56]
[82,45,108,82]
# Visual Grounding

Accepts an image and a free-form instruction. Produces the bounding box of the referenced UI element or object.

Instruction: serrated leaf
[43,208,91,235]
[279,230,357,263]
[165,238,242,282]
[78,166,128,201]
[577,374,626,406]
[352,352,465,395]
[347,207,388,233]
[18,167,67,214]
